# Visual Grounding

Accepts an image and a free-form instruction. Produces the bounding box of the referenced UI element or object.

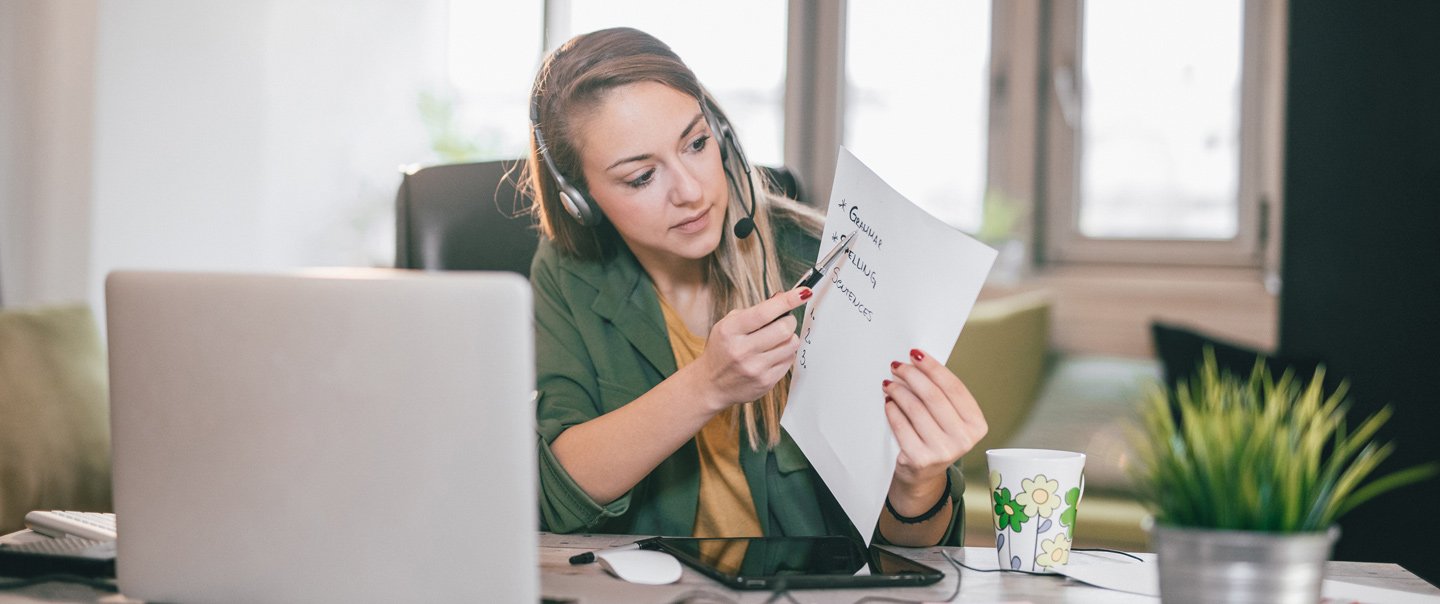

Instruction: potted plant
[1131,350,1436,603]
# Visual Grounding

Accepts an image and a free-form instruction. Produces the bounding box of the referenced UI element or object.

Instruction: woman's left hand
[882,347,988,513]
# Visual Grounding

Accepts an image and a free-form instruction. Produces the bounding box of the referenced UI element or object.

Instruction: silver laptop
[105,269,536,603]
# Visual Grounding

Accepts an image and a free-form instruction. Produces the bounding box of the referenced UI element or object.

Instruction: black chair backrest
[395,160,803,276]
[395,160,536,274]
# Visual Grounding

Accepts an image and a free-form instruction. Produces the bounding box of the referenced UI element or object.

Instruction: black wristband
[885,472,952,525]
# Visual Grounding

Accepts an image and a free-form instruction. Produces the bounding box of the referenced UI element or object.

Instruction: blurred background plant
[973,189,1029,285]
[417,89,511,163]
[974,189,1026,246]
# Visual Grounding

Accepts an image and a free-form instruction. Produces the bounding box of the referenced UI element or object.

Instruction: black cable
[667,588,741,604]
[1073,547,1145,563]
[851,548,965,604]
[947,546,1144,576]
[755,211,773,300]
[0,574,117,592]
[951,557,1057,577]
[763,589,800,604]
[741,164,774,300]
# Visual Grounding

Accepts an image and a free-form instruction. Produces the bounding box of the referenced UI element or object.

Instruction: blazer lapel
[584,250,677,377]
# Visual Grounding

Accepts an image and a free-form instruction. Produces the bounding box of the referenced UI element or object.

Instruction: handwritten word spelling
[845,249,878,289]
[848,205,883,250]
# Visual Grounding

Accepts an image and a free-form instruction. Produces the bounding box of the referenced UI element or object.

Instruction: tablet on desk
[647,536,944,590]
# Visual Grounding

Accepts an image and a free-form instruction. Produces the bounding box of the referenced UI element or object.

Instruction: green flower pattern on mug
[992,487,1029,531]
[1015,475,1062,518]
[1059,487,1081,538]
[993,470,1081,572]
[989,471,1003,529]
[1035,533,1072,569]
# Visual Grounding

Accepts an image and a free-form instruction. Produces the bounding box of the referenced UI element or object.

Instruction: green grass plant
[1131,349,1436,532]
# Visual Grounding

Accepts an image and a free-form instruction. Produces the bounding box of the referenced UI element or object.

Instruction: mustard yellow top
[656,294,764,538]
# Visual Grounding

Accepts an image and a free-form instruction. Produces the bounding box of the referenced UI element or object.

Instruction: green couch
[0,304,113,534]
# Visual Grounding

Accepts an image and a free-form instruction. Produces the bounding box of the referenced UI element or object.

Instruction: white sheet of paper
[1054,551,1160,596]
[782,147,997,543]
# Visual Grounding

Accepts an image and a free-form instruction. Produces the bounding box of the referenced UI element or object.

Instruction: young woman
[526,27,987,547]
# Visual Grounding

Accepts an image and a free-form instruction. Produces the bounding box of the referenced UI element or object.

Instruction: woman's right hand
[693,287,812,412]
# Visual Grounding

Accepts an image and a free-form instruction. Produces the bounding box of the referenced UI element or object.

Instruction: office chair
[394,160,537,274]
[394,160,804,277]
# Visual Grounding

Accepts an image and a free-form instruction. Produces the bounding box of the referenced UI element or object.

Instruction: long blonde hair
[524,27,822,449]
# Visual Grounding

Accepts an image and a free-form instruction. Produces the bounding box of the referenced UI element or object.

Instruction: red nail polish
[882,379,892,387]
[799,288,813,301]
[910,348,925,361]
[890,361,901,370]
[884,397,893,404]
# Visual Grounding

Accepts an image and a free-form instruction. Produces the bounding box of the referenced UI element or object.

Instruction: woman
[526,27,987,547]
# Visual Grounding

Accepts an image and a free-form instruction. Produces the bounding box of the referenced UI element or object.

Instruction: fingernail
[890,361,901,370]
[882,379,892,387]
[799,288,813,301]
[884,397,893,404]
[910,348,925,362]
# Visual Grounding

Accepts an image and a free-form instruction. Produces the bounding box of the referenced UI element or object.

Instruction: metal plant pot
[1151,524,1339,604]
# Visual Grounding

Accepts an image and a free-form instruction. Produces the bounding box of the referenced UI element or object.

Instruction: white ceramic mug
[986,448,1086,573]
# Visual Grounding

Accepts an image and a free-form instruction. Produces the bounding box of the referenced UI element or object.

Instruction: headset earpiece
[531,95,602,226]
[556,183,598,226]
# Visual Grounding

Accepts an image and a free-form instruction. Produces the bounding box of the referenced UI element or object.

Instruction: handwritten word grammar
[848,204,883,250]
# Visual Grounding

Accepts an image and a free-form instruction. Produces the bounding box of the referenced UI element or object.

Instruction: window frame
[535,0,1286,270]
[1037,0,1285,268]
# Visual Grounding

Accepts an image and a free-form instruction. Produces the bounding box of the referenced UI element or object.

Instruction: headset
[529,91,760,241]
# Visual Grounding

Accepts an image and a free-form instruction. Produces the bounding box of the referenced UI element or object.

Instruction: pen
[793,229,859,291]
[568,540,651,565]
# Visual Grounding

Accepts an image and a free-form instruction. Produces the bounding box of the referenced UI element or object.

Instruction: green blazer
[530,221,966,545]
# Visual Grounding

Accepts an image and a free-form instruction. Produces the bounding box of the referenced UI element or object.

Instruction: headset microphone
[701,100,759,245]
[732,217,756,239]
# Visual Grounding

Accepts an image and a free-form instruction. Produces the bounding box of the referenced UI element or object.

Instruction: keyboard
[24,510,117,542]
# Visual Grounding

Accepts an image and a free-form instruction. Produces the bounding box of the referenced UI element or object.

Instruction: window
[843,0,992,232]
[1041,0,1279,266]
[1077,0,1243,240]
[443,1,544,162]
[446,1,787,167]
[559,1,789,167]
[443,2,1285,267]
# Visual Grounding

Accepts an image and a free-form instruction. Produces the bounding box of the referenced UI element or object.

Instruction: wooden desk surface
[539,532,1440,604]
[3,532,1437,602]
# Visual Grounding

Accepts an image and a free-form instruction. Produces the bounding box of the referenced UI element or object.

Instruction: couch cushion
[1003,355,1160,497]
[0,304,112,533]
[944,290,1052,479]
[1151,321,1329,393]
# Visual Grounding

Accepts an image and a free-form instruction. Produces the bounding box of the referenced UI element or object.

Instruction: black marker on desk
[793,229,859,290]
[568,538,656,565]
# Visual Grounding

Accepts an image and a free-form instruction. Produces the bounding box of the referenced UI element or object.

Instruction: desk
[538,533,1440,603]
[4,532,1438,602]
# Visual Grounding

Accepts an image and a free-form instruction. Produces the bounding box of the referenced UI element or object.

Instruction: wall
[2,0,449,314]
[991,265,1277,358]
[1281,0,1440,583]
[0,1,98,308]
[89,0,449,318]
